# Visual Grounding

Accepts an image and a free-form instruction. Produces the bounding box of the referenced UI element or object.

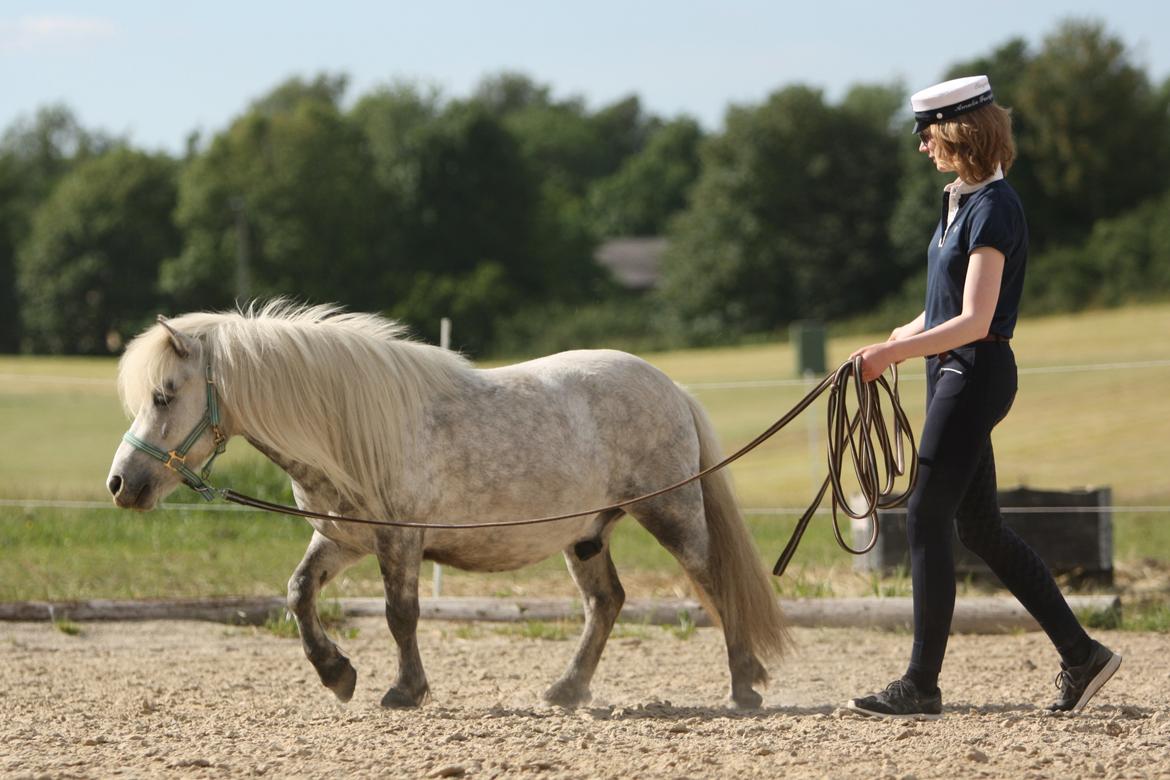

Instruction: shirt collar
[944,164,1004,195]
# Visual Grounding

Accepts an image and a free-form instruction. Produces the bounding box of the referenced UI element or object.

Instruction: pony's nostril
[107,475,123,496]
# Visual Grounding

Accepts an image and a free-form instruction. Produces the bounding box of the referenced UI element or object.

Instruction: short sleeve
[965,192,1017,257]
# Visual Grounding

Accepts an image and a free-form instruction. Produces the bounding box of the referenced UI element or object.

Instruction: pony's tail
[683,392,791,678]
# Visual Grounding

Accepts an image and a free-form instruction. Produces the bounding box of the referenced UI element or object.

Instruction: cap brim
[912,118,929,135]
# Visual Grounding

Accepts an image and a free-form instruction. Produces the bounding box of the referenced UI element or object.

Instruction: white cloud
[0,15,117,52]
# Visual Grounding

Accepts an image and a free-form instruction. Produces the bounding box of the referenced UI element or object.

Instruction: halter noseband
[121,353,227,501]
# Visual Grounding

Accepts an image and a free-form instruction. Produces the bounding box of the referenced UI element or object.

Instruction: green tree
[16,148,179,354]
[162,76,388,311]
[467,74,657,317]
[1016,21,1167,241]
[1026,190,1170,311]
[350,82,442,203]
[0,105,112,351]
[588,95,660,180]
[473,74,655,195]
[659,86,902,339]
[407,104,540,282]
[250,73,348,116]
[945,22,1168,250]
[586,118,703,237]
[390,262,514,354]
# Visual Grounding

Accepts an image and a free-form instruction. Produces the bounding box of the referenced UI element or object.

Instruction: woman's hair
[929,103,1015,183]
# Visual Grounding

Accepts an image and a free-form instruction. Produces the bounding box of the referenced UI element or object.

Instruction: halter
[121,353,227,501]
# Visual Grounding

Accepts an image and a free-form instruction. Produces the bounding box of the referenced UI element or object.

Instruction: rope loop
[772,358,917,576]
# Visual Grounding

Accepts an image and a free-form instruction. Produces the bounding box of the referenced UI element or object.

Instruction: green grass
[670,609,697,640]
[52,617,83,636]
[1,303,1168,617]
[493,620,573,641]
[260,599,357,639]
[1077,600,1170,632]
[1119,600,1170,632]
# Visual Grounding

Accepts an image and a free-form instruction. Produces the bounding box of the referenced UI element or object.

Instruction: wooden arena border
[0,594,1119,634]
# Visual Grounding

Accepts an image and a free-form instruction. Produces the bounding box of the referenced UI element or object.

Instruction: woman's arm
[851,248,1006,382]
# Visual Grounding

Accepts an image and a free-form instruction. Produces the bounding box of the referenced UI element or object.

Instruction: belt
[935,333,1010,363]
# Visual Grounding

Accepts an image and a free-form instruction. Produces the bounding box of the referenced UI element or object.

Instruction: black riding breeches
[904,341,1091,692]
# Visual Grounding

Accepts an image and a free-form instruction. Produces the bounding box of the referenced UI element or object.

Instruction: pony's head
[107,315,229,509]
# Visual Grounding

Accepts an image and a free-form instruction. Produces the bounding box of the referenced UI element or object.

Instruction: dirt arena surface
[1,617,1166,779]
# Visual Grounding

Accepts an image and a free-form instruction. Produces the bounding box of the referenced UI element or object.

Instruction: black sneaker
[846,678,942,720]
[1047,640,1122,712]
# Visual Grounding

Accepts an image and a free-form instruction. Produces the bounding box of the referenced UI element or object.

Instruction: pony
[107,302,789,709]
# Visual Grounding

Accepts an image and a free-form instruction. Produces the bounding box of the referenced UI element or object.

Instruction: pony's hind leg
[374,528,430,708]
[544,529,625,708]
[629,487,769,709]
[288,531,365,703]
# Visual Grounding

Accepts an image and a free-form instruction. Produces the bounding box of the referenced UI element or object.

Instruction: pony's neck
[211,318,467,517]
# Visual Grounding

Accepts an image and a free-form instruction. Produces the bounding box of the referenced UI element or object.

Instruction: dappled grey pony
[107,303,789,708]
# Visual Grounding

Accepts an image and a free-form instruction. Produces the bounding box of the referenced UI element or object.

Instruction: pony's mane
[118,301,471,516]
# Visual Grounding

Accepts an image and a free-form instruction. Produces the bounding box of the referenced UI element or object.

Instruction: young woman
[845,75,1120,719]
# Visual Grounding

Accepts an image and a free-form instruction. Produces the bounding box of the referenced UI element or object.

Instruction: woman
[846,75,1120,719]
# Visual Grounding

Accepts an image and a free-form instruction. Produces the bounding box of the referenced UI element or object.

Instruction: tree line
[2,19,1168,357]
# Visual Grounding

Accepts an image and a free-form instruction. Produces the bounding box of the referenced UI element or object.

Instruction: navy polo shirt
[925,178,1028,338]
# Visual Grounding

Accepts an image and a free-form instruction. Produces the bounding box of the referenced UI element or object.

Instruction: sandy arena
[1,618,1167,779]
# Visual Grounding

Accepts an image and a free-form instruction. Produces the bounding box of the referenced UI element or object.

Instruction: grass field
[2,303,1169,609]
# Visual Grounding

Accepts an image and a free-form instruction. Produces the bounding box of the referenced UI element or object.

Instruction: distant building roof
[594,237,667,291]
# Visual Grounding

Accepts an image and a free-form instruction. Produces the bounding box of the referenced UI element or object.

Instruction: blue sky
[2,1,1167,154]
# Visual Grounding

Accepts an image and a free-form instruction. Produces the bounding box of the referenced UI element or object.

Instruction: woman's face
[918,129,955,173]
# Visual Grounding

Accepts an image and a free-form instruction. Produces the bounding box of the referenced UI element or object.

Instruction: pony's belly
[422,526,577,572]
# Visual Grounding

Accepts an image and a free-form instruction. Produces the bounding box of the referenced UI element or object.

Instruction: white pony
[107,302,789,708]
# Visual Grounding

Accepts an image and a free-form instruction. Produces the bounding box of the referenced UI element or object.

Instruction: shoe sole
[844,700,942,721]
[1072,652,1122,712]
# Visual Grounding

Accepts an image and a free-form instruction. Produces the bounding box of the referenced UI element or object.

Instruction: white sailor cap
[910,75,995,134]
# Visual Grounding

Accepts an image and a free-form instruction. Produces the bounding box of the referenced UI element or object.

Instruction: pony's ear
[156,315,193,358]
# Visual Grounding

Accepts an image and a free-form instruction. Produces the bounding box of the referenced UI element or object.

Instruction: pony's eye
[152,392,172,408]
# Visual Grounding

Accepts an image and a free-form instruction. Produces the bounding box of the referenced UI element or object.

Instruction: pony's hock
[107,303,791,710]
[573,538,603,561]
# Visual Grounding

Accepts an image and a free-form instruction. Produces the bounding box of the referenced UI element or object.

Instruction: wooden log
[0,594,1121,634]
[0,597,284,624]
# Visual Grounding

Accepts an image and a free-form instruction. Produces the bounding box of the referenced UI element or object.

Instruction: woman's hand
[849,342,900,383]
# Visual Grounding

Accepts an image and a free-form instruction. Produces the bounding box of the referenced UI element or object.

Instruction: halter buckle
[164,450,187,470]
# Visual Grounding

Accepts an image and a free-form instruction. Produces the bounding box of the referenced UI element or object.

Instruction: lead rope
[210,357,917,578]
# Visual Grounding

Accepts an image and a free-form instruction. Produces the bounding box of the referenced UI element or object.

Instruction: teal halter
[121,354,227,501]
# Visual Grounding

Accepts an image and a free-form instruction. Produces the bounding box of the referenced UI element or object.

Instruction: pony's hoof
[320,657,357,703]
[731,688,763,709]
[542,680,591,708]
[381,685,428,709]
[330,662,358,703]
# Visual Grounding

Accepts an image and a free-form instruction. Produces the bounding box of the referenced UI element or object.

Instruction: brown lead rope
[220,357,917,578]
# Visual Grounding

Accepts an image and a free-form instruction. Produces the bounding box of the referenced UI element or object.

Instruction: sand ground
[0,617,1166,779]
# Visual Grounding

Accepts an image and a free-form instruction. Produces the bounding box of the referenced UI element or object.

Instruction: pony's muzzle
[106,467,156,510]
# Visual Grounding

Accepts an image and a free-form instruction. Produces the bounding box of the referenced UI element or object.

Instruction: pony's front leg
[288,531,365,703]
[375,528,429,708]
